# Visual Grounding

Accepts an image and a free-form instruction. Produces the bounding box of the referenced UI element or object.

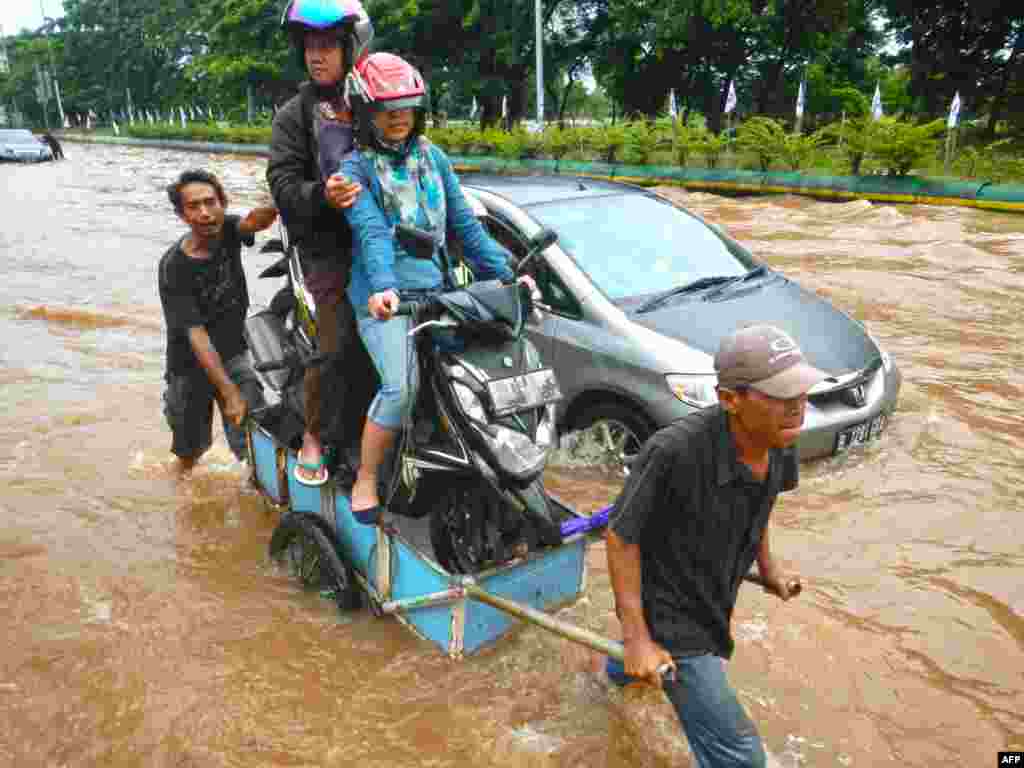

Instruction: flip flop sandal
[293,457,329,487]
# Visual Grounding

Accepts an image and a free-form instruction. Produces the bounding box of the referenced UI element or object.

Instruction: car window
[482,216,527,263]
[0,130,37,141]
[483,215,581,318]
[533,261,581,317]
[529,193,757,301]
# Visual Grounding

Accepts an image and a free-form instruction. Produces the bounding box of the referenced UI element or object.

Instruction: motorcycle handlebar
[393,301,419,318]
[389,279,532,321]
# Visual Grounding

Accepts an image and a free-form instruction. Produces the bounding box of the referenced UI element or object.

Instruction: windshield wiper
[636,275,741,313]
[702,265,771,301]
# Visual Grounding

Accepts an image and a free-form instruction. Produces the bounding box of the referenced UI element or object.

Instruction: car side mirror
[517,228,558,274]
[530,229,558,252]
[260,238,286,255]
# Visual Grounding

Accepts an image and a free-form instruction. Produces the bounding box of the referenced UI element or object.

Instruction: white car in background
[0,129,53,163]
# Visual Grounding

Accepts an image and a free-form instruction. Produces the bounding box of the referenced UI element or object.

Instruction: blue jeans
[663,654,766,768]
[357,313,417,430]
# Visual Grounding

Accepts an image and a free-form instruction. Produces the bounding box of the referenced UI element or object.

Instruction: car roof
[462,173,647,209]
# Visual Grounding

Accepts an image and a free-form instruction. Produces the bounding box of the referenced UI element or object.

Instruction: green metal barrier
[61,134,1024,213]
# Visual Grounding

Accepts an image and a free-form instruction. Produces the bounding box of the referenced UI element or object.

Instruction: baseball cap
[715,325,828,399]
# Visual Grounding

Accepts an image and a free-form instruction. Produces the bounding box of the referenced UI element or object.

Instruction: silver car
[461,174,901,464]
[0,129,53,162]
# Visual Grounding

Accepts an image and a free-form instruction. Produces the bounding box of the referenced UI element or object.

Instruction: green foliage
[125,123,271,144]
[623,121,671,165]
[106,117,1024,185]
[782,131,829,171]
[737,117,788,172]
[829,87,870,118]
[427,128,455,153]
[490,129,540,160]
[955,139,1021,181]
[870,117,945,176]
[539,127,582,160]
[820,114,873,174]
[669,124,704,167]
[697,132,731,169]
[584,123,629,164]
[447,128,483,155]
[474,128,506,156]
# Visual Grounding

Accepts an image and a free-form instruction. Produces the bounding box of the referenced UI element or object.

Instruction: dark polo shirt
[610,405,798,659]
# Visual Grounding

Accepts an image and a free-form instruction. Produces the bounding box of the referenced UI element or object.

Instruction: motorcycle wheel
[268,513,361,610]
[428,479,506,574]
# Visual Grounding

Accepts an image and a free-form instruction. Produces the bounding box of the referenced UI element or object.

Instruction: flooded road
[1,142,1022,767]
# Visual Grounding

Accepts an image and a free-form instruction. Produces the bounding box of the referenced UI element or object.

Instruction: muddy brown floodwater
[1,143,1022,767]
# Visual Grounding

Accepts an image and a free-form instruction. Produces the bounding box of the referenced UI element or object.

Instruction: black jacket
[267,82,353,266]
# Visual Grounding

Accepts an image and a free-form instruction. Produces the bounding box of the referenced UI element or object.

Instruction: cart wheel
[269,514,361,611]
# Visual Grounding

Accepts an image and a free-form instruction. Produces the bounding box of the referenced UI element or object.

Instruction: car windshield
[0,130,38,142]
[529,193,756,302]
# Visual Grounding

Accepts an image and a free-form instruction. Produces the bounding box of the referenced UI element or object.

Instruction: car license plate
[486,368,562,417]
[834,413,887,454]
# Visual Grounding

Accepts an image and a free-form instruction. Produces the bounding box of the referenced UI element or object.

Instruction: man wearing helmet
[267,0,376,486]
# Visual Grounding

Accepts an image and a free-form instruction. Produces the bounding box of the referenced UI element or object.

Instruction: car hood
[626,274,877,374]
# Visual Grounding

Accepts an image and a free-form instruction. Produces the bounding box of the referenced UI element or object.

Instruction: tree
[186,0,292,116]
[879,0,1024,133]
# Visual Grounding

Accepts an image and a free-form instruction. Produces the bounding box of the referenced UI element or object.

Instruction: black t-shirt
[610,405,798,659]
[158,214,255,376]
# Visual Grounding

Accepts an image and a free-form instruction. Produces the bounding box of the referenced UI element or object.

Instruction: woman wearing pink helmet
[338,53,528,523]
[267,0,376,486]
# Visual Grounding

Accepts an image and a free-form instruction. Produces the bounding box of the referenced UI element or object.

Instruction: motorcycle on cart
[242,217,789,661]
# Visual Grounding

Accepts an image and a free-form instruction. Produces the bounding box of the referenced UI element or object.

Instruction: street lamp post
[42,17,65,127]
[38,1,65,128]
[535,0,543,126]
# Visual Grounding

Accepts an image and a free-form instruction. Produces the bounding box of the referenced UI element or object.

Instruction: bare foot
[350,474,380,515]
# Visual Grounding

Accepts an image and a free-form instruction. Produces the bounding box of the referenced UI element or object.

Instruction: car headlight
[666,374,718,408]
[451,381,487,423]
[866,330,892,373]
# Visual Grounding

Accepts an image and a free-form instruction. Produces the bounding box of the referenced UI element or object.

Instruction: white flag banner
[470,96,477,118]
[871,82,883,121]
[501,95,508,119]
[724,80,737,114]
[63,114,70,129]
[668,88,677,119]
[947,91,961,129]
[796,80,806,119]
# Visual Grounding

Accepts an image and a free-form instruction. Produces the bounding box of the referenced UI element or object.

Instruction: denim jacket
[341,142,514,316]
